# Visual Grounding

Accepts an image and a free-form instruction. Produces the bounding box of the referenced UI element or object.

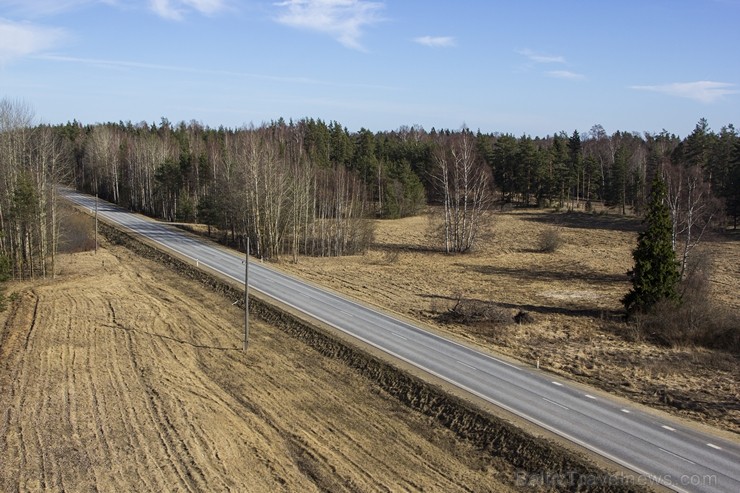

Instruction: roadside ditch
[99,221,652,493]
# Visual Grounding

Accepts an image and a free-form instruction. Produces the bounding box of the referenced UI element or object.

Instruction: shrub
[440,294,512,325]
[0,254,10,282]
[537,228,563,253]
[636,255,740,353]
[514,310,535,324]
[0,254,9,313]
[59,211,96,253]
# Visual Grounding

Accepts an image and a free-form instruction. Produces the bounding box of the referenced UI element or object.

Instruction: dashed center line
[389,332,408,341]
[707,443,722,450]
[621,409,630,413]
[542,397,569,410]
[585,394,596,400]
[661,425,676,432]
[551,381,563,387]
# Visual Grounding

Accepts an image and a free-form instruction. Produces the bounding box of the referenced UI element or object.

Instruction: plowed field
[0,246,512,492]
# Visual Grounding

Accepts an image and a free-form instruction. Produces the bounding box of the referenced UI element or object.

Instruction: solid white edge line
[70,192,692,493]
[228,283,689,493]
[455,359,477,371]
[542,397,569,410]
[658,447,696,465]
[71,191,526,372]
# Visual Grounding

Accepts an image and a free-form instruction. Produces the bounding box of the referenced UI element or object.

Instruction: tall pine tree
[623,174,680,315]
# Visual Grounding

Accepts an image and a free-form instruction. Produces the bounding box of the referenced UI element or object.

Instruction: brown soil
[0,246,516,492]
[276,208,740,435]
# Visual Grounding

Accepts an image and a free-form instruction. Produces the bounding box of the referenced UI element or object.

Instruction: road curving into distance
[63,189,739,493]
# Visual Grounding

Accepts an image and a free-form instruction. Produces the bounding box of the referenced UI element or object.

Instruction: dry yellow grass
[277,208,740,434]
[0,245,514,492]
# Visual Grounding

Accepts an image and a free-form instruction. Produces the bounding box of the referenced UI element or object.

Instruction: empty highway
[64,189,740,493]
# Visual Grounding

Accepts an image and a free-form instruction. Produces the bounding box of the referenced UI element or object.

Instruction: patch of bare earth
[0,246,514,492]
[277,208,740,435]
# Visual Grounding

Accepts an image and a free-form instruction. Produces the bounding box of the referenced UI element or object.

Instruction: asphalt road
[63,190,740,493]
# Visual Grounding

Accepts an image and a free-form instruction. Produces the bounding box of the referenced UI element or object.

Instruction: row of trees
[0,100,67,280]
[480,121,740,222]
[66,119,378,260]
[67,116,740,224]
[64,117,739,252]
[2,95,739,280]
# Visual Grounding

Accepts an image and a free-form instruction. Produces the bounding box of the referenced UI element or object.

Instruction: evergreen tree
[728,139,740,229]
[623,174,680,315]
[491,134,518,203]
[567,130,583,203]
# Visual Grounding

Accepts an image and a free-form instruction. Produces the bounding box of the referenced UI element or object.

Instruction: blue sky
[1,0,738,137]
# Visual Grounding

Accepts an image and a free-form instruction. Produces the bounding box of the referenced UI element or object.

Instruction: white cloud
[630,81,738,103]
[517,48,565,64]
[275,0,384,51]
[149,0,227,20]
[413,35,455,48]
[0,18,67,64]
[547,70,584,80]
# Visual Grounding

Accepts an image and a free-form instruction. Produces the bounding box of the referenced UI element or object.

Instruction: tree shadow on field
[102,322,239,351]
[422,293,619,319]
[369,242,446,254]
[458,263,628,284]
[520,210,642,233]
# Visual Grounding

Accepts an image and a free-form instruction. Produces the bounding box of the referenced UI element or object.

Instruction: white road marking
[585,394,596,400]
[551,381,563,386]
[661,425,676,432]
[390,332,408,341]
[658,447,696,465]
[621,409,630,413]
[707,443,722,450]
[61,191,708,493]
[456,360,477,371]
[542,397,569,410]
[489,357,521,371]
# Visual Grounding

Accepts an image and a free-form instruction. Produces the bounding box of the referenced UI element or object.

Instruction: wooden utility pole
[244,237,250,351]
[95,193,99,254]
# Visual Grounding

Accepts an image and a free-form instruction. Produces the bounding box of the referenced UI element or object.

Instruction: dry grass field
[0,245,515,492]
[1,206,737,492]
[278,207,740,434]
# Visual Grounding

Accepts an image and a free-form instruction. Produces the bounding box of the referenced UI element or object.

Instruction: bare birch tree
[663,163,722,278]
[433,129,492,253]
[0,99,66,279]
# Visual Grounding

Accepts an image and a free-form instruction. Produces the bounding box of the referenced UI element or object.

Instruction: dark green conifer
[623,174,680,315]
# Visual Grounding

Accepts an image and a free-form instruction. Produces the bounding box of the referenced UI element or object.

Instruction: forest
[1,96,739,282]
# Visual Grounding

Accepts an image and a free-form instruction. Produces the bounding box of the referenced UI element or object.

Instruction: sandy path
[0,247,511,492]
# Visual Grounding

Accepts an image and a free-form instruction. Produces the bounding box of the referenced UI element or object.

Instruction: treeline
[2,94,740,279]
[0,100,67,280]
[479,120,739,221]
[62,118,418,261]
[61,116,739,235]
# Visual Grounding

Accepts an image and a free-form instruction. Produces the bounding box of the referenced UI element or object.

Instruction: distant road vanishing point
[63,189,740,493]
